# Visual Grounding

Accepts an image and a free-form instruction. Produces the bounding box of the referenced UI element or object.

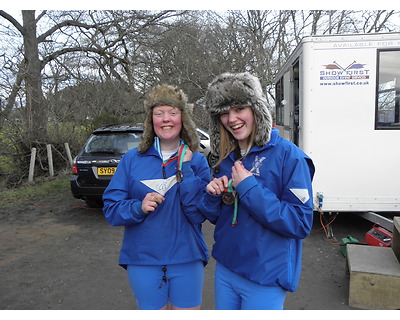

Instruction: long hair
[213,109,258,168]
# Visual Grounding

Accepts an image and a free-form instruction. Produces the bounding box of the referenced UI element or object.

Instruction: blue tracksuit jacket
[103,145,210,268]
[198,129,315,291]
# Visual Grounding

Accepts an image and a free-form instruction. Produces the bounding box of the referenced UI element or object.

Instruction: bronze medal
[176,145,187,183]
[222,191,235,205]
[176,170,183,183]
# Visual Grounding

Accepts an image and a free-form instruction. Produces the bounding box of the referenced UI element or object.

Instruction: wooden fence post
[47,144,54,177]
[64,142,73,168]
[28,147,37,183]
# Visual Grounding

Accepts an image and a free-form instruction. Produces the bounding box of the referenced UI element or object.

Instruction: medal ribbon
[177,144,188,172]
[155,137,179,166]
[160,155,178,179]
[175,144,188,183]
[162,155,178,166]
[155,138,183,179]
[228,179,239,226]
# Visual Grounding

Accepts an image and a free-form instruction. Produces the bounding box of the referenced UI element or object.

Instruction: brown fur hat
[205,72,273,155]
[138,84,199,153]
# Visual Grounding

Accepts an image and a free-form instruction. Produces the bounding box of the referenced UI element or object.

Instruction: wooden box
[347,244,400,309]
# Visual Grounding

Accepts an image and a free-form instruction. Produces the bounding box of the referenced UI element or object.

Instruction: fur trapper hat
[205,72,273,155]
[138,84,199,153]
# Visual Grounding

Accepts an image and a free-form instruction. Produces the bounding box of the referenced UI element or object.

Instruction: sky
[2,1,399,11]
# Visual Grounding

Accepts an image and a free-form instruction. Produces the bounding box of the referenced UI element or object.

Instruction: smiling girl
[198,72,315,310]
[103,84,209,310]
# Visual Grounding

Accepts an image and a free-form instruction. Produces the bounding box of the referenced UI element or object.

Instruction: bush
[0,171,70,206]
[0,121,91,189]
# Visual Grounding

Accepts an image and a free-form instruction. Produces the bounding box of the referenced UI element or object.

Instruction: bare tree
[1,9,400,186]
[0,10,183,138]
[0,9,185,185]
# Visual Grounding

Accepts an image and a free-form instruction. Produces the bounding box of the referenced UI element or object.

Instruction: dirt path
[0,188,375,310]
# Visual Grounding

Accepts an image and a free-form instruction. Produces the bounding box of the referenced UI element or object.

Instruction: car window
[84,132,142,155]
[197,130,209,141]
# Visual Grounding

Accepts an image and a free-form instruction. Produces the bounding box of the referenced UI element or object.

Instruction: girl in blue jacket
[198,72,315,310]
[103,85,210,310]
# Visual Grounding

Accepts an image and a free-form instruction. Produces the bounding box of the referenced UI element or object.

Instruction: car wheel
[85,198,103,208]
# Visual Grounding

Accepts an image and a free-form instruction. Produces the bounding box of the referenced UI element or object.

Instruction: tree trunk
[22,10,46,143]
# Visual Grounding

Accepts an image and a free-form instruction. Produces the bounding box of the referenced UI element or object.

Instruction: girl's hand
[231,161,252,188]
[142,192,165,213]
[183,147,193,162]
[206,175,229,195]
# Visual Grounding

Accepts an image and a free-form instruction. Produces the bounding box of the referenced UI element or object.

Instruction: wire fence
[27,142,73,182]
[0,142,74,189]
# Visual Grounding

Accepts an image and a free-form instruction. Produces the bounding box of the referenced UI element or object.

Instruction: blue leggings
[127,260,204,310]
[215,262,287,310]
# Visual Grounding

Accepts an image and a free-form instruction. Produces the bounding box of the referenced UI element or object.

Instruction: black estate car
[71,123,210,207]
[70,124,144,207]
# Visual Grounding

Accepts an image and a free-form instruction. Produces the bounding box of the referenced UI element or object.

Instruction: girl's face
[152,105,182,145]
[220,106,254,150]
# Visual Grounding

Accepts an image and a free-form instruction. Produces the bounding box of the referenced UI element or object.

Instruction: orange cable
[317,209,341,245]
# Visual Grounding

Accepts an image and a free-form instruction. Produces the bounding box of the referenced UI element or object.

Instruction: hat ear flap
[180,110,200,152]
[209,115,220,156]
[252,99,273,147]
[138,110,155,153]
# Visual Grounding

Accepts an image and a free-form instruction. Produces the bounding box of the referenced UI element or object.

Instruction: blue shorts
[215,262,287,310]
[127,260,204,310]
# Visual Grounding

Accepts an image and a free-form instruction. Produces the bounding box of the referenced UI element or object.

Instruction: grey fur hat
[138,84,199,153]
[205,72,273,156]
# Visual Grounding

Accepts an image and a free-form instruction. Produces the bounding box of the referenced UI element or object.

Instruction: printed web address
[320,81,369,86]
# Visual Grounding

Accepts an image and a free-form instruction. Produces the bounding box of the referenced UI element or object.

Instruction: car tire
[85,198,103,208]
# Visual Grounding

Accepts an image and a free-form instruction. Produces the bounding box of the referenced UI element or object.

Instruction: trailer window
[376,50,400,130]
[275,77,284,125]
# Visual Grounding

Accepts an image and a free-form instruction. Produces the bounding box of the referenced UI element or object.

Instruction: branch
[37,20,103,43]
[35,10,47,24]
[40,46,128,69]
[0,10,24,34]
[3,61,26,119]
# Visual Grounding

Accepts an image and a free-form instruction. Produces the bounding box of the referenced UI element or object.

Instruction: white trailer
[274,33,400,220]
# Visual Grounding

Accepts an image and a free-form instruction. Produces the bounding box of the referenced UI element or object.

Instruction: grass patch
[0,172,70,205]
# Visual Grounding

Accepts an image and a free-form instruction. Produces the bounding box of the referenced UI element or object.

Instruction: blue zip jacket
[198,129,315,291]
[103,145,210,268]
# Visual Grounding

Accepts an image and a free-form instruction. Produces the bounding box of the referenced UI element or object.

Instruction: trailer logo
[323,61,366,71]
[320,60,370,86]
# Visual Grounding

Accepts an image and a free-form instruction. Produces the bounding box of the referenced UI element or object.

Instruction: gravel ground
[0,189,388,311]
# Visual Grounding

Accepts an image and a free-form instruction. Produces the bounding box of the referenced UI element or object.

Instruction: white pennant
[141,175,177,196]
[289,188,310,204]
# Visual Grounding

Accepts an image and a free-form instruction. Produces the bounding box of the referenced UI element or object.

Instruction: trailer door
[275,60,300,145]
[282,70,292,141]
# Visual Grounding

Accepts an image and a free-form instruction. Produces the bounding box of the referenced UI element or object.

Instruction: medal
[176,170,183,183]
[222,191,235,205]
[221,179,239,226]
[222,179,235,205]
[176,144,187,183]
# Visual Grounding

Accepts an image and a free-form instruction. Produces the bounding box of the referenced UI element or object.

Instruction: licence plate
[97,167,116,175]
